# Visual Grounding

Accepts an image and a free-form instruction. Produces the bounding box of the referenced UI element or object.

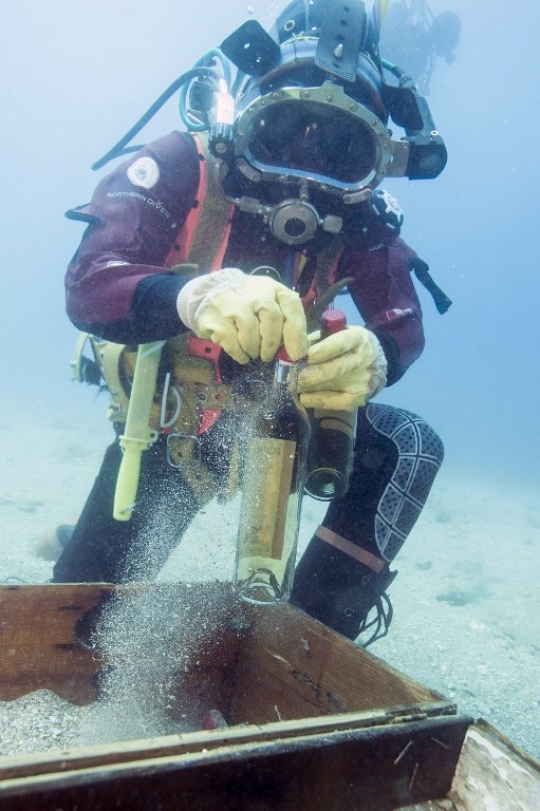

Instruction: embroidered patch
[127,157,160,189]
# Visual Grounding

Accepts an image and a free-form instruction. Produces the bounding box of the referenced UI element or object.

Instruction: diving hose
[91,50,230,171]
[113,341,165,521]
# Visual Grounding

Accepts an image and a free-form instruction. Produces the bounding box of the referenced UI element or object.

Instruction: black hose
[91,67,220,170]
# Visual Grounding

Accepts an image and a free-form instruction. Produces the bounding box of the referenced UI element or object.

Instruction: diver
[53,0,450,646]
[379,0,461,94]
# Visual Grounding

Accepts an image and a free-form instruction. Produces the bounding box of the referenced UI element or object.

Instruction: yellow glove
[177,268,308,364]
[298,325,387,411]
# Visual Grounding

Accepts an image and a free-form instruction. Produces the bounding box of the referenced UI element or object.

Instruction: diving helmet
[215,0,447,245]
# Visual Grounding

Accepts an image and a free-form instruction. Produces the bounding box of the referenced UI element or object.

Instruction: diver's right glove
[177,268,308,364]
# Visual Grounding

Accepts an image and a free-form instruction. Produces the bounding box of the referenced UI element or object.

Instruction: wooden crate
[0,583,537,810]
[0,582,452,717]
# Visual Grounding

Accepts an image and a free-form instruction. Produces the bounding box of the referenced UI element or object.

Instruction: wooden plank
[0,702,455,782]
[0,715,471,811]
[0,584,113,704]
[450,720,540,810]
[229,601,445,724]
[399,803,457,810]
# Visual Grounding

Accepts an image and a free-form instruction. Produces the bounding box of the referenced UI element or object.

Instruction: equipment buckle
[166,432,202,469]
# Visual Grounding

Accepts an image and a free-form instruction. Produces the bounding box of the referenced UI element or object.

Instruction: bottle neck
[274,359,299,395]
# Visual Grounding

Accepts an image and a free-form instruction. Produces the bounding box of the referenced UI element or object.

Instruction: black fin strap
[410,258,452,314]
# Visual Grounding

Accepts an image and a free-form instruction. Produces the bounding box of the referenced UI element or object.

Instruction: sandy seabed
[0,404,538,762]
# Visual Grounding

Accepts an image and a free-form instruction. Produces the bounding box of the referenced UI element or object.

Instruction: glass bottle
[235,349,310,604]
[304,309,357,501]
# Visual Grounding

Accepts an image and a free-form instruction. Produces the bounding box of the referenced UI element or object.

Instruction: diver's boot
[290,529,397,645]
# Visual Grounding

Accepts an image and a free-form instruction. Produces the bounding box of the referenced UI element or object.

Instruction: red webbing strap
[163,133,233,271]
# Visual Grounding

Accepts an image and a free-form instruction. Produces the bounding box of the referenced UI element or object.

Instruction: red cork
[276,346,294,363]
[321,308,347,338]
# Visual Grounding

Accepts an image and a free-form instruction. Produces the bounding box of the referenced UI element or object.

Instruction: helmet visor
[246,99,378,185]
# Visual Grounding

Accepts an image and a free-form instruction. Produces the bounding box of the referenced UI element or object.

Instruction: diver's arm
[65,131,200,343]
[344,237,426,385]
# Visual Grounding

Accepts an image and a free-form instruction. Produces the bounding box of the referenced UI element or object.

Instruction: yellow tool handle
[113,341,164,521]
[113,442,145,521]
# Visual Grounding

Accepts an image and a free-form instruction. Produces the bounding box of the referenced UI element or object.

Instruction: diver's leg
[52,435,201,583]
[291,403,444,643]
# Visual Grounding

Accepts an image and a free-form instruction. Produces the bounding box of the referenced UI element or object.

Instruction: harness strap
[303,236,349,331]
[315,236,346,299]
[164,132,234,272]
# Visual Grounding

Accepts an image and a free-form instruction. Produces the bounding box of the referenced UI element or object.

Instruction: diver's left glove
[298,325,387,411]
[177,268,308,364]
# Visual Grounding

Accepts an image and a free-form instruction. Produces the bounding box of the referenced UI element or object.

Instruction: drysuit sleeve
[341,237,426,386]
[65,131,201,343]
